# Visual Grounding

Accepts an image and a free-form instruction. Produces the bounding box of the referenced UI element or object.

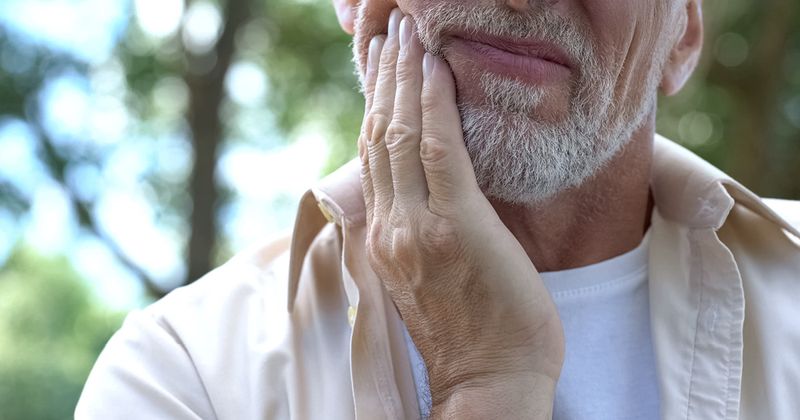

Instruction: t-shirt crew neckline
[538,228,651,299]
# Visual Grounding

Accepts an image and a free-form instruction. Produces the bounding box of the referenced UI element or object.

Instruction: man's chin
[457,103,616,206]
[452,74,573,124]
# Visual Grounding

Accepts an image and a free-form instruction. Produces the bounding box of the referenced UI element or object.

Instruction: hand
[358,8,565,418]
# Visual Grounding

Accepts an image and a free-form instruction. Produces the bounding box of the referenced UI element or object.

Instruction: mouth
[445,32,573,85]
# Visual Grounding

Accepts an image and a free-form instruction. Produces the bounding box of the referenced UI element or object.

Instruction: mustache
[352,3,600,95]
[413,3,598,74]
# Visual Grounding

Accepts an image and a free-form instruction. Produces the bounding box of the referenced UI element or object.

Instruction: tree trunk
[184,0,252,285]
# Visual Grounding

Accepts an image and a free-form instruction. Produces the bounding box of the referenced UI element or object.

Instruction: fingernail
[399,17,411,49]
[423,53,435,78]
[388,9,401,38]
[368,36,383,72]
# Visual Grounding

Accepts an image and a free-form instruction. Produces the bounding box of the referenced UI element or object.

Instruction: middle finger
[386,16,428,216]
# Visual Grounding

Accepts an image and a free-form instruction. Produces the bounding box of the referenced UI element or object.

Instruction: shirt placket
[341,220,420,420]
[649,211,745,420]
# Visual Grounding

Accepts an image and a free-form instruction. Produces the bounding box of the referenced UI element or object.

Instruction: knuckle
[366,112,391,144]
[367,219,426,278]
[385,121,420,149]
[419,137,449,164]
[388,227,418,266]
[418,217,464,257]
[366,222,388,262]
[386,224,429,291]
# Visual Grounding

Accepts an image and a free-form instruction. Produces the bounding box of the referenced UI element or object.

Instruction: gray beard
[458,71,659,205]
[354,3,667,205]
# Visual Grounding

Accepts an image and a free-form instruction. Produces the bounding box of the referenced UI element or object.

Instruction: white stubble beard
[354,3,667,205]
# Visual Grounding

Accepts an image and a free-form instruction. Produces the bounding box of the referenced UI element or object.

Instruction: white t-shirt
[404,231,661,419]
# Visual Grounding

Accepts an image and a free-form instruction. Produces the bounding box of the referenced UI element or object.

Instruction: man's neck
[489,116,656,273]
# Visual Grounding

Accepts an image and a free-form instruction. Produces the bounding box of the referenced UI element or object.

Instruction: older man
[77,0,800,419]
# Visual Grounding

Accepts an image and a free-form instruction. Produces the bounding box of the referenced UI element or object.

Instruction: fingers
[363,36,386,116]
[361,8,475,227]
[420,54,481,217]
[366,8,403,222]
[386,15,428,216]
[359,35,385,227]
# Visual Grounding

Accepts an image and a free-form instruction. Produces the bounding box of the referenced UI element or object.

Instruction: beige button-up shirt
[77,135,800,419]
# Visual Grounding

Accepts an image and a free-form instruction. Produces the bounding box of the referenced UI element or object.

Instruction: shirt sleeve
[75,310,218,420]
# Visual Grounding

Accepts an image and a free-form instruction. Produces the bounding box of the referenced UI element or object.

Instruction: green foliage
[0,27,88,219]
[0,249,124,420]
[0,1,797,417]
[260,0,364,174]
[658,0,800,198]
[257,0,800,196]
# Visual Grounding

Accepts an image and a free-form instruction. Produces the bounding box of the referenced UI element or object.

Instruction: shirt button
[347,305,357,327]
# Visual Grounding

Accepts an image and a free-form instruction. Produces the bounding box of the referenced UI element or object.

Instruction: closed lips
[450,34,571,69]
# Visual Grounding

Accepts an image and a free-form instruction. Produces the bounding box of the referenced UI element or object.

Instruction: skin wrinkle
[616,20,654,126]
[346,0,699,271]
[357,3,667,205]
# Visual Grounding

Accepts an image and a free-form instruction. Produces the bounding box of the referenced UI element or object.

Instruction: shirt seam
[549,266,648,300]
[145,311,221,420]
[719,234,744,420]
[684,230,704,420]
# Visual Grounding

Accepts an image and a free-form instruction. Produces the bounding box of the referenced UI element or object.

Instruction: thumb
[420,53,482,217]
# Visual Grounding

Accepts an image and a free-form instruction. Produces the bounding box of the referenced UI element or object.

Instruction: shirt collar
[651,134,799,237]
[288,135,800,309]
[312,135,798,236]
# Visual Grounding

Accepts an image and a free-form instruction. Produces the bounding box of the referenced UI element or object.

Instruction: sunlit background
[0,0,798,417]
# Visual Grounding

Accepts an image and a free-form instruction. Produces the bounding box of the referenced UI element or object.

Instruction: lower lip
[449,38,571,85]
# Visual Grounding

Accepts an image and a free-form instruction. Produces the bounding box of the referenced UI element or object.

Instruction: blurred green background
[0,0,797,418]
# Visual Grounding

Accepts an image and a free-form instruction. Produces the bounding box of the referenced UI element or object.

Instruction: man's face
[352,1,682,204]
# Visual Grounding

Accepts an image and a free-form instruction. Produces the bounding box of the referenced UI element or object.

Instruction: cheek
[354,0,449,54]
[354,0,427,41]
[352,0,433,77]
[583,2,666,100]
[583,1,640,65]
[352,1,391,77]
[353,0,412,72]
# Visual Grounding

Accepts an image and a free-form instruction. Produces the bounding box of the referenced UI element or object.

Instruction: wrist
[430,372,558,420]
